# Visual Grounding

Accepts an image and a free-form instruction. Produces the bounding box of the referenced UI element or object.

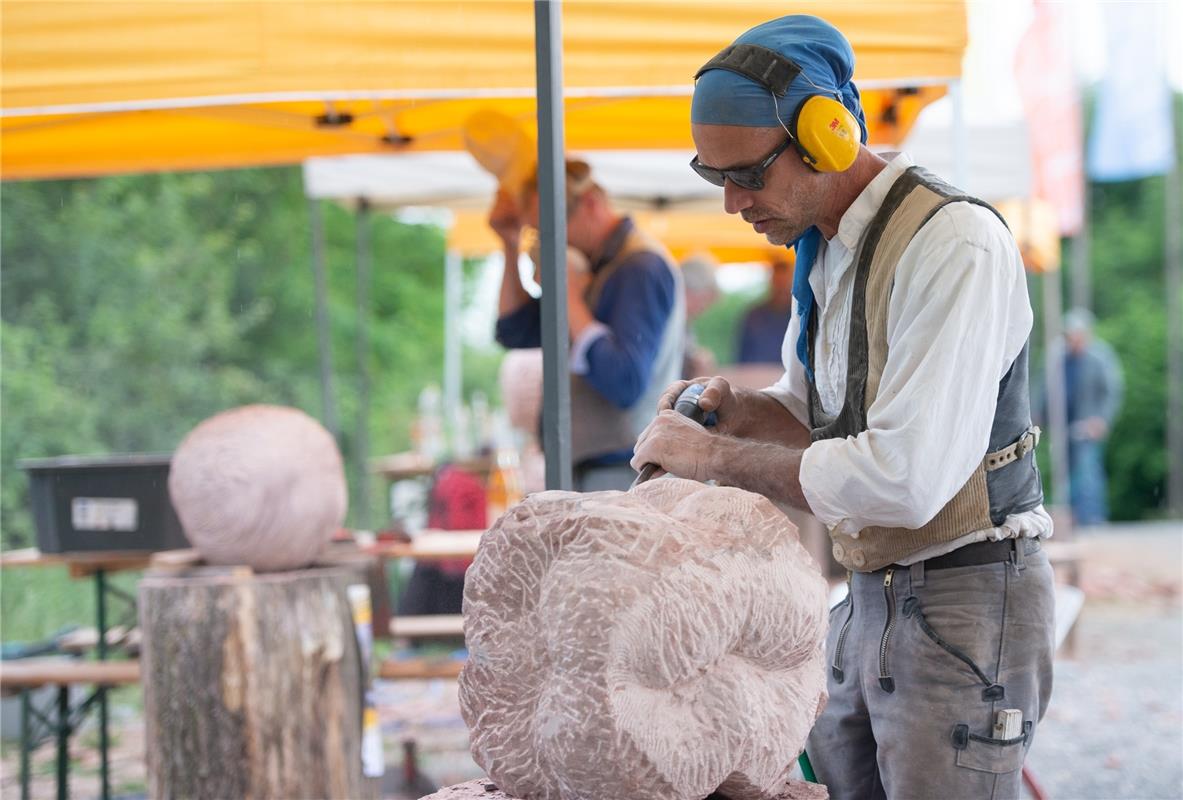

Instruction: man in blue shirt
[737,254,794,364]
[490,158,685,491]
[1041,308,1124,524]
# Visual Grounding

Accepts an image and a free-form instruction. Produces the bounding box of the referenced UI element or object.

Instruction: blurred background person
[1059,308,1124,525]
[489,158,684,491]
[736,253,794,364]
[679,252,720,378]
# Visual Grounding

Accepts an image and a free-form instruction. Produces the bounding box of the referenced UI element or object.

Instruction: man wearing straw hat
[632,15,1054,799]
[490,157,685,492]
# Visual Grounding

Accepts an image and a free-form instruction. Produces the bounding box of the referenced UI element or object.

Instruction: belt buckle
[1014,434,1033,460]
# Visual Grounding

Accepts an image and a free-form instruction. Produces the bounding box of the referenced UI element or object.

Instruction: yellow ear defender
[792,94,860,173]
[695,43,862,174]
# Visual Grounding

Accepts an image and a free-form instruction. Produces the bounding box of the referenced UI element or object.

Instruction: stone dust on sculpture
[458,477,829,800]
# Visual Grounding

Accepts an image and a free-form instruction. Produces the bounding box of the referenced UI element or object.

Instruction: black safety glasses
[689,136,794,191]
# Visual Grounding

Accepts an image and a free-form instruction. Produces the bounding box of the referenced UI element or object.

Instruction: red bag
[428,465,487,577]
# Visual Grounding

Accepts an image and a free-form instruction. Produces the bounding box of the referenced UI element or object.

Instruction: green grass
[1,566,141,644]
[115,778,148,796]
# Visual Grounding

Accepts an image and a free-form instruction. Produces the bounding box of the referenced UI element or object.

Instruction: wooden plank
[390,615,465,638]
[0,659,140,690]
[371,451,493,480]
[57,626,139,655]
[149,549,204,569]
[0,548,154,574]
[377,658,464,681]
[367,531,483,561]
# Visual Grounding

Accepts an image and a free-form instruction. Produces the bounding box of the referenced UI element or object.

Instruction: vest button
[832,543,846,562]
[851,549,867,568]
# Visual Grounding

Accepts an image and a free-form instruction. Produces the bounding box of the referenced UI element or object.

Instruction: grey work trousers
[806,540,1055,800]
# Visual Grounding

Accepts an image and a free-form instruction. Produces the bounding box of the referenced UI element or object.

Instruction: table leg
[20,690,31,800]
[95,568,111,800]
[56,686,68,800]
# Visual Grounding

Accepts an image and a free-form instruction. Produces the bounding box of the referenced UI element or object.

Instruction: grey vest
[809,166,1044,571]
[569,224,685,464]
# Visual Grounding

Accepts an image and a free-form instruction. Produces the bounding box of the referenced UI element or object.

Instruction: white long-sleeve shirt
[764,153,1052,563]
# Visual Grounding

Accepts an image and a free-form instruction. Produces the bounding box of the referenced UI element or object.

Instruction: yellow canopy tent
[2,0,970,494]
[448,207,785,265]
[1,1,965,179]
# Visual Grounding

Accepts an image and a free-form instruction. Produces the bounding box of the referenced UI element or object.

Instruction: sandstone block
[168,404,347,571]
[459,477,829,800]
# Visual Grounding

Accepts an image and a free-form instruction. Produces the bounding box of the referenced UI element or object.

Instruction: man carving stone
[631,15,1056,800]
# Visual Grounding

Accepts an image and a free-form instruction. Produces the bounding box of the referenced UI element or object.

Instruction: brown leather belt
[892,537,1041,572]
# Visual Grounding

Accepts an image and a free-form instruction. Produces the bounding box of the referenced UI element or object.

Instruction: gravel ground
[2,522,1178,799]
[1024,522,1183,800]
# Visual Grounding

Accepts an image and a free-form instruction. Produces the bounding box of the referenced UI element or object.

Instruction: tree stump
[140,565,378,799]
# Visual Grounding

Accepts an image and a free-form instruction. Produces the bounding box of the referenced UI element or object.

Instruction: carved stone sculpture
[168,404,347,571]
[458,477,829,800]
[421,778,830,800]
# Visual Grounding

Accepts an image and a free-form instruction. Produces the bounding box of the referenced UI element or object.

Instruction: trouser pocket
[830,575,854,683]
[951,721,1032,774]
[902,595,1006,701]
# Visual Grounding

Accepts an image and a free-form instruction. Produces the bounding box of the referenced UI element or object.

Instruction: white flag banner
[1087,2,1175,181]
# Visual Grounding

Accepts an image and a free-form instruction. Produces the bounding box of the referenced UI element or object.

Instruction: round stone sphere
[168,405,348,571]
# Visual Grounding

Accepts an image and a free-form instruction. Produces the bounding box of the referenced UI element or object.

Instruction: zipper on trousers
[831,573,854,683]
[878,569,896,693]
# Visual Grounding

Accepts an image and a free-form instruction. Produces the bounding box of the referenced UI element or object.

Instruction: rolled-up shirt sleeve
[800,204,1032,532]
[495,298,543,349]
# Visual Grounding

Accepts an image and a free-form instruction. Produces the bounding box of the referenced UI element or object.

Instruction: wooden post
[140,565,378,799]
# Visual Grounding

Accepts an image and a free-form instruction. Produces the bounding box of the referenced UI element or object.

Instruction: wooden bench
[0,659,140,692]
[378,657,465,681]
[1,658,141,800]
[382,616,467,681]
[389,614,465,640]
[1042,540,1085,657]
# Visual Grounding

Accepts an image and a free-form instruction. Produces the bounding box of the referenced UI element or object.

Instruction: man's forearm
[705,434,812,512]
[730,388,813,449]
[567,294,595,340]
[498,244,532,316]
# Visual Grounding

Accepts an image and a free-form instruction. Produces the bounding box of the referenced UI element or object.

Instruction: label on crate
[71,497,138,531]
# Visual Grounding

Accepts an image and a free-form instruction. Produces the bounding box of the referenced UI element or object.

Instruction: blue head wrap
[691,15,867,381]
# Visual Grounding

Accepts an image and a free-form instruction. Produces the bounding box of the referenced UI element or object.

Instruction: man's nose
[723,181,754,215]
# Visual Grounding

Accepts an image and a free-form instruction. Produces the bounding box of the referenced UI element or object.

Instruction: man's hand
[564,247,595,339]
[488,189,523,250]
[630,411,715,482]
[656,376,743,436]
[1079,416,1109,440]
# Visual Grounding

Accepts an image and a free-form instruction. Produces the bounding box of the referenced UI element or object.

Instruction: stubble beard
[760,218,810,247]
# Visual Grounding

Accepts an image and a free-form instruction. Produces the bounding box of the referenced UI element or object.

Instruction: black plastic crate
[20,454,190,553]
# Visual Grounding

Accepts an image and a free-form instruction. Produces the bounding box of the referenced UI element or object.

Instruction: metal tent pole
[308,199,339,439]
[1165,125,1182,518]
[355,198,372,528]
[444,249,463,449]
[1043,268,1070,512]
[534,0,572,490]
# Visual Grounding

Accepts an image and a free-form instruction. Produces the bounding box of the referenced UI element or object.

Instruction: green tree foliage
[1083,172,1172,520]
[0,167,478,549]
